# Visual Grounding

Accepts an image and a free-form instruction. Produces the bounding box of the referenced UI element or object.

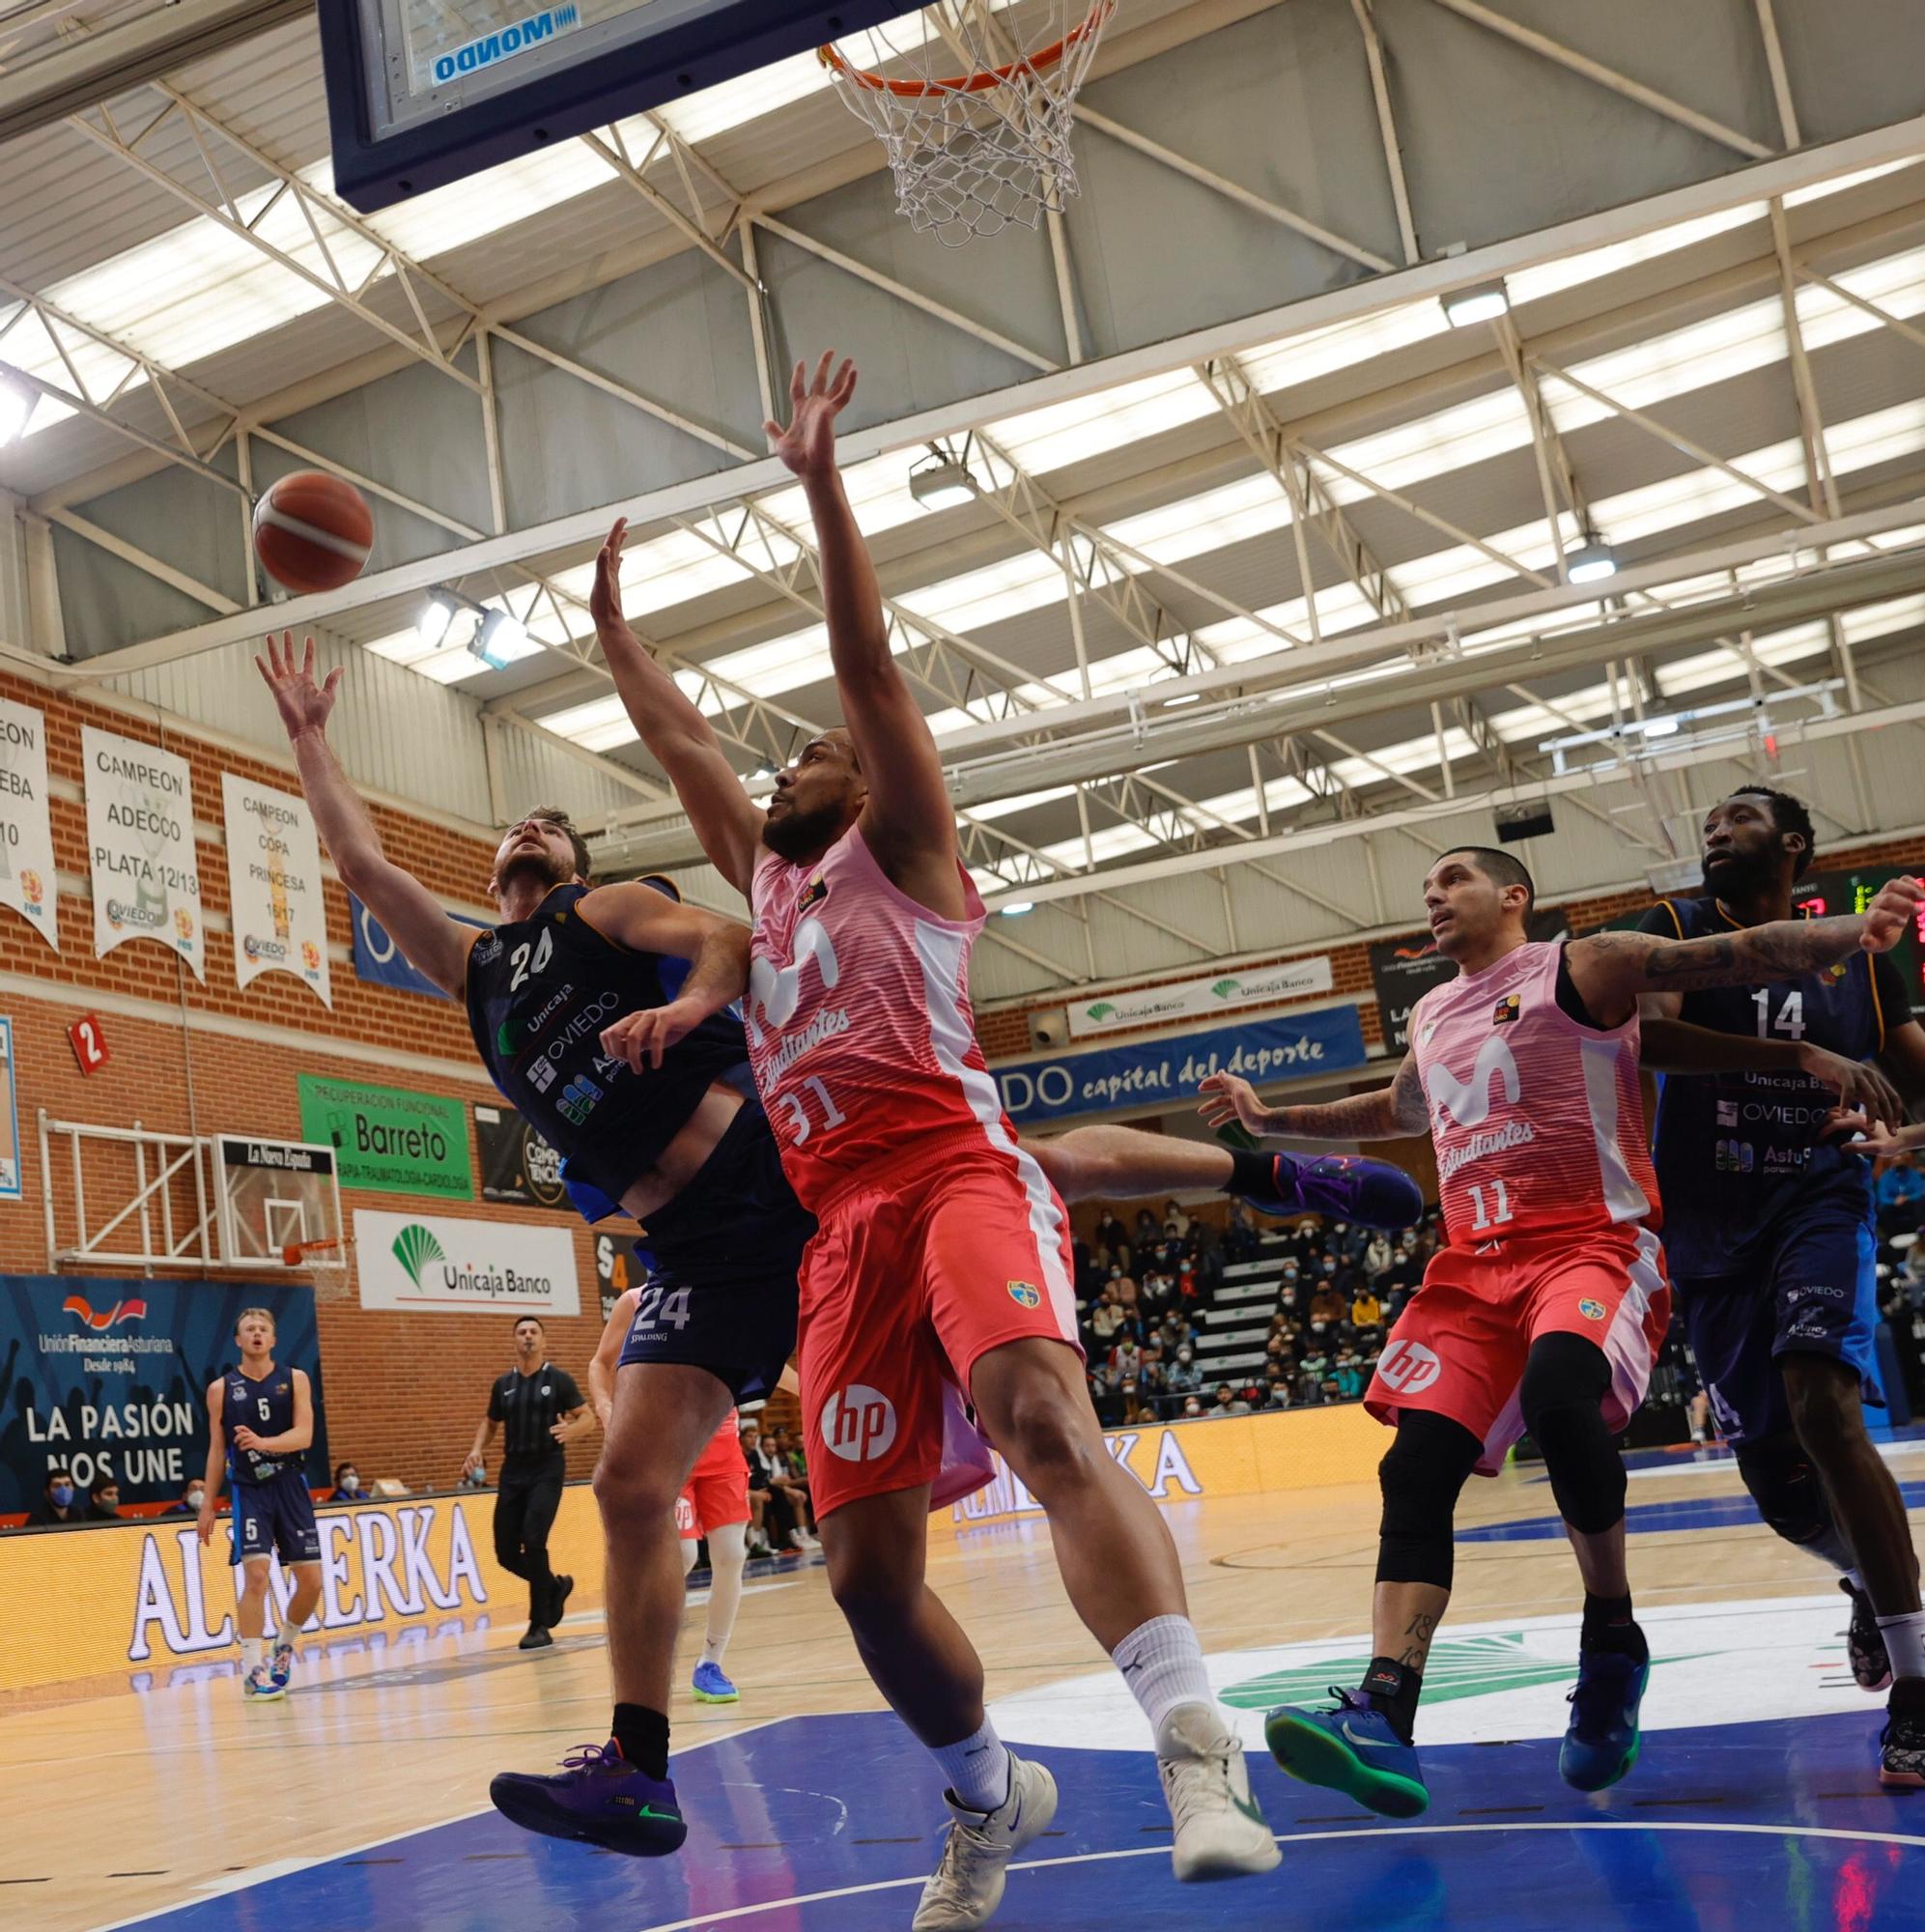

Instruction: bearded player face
[490,814,582,900]
[762,730,867,863]
[1700,793,1801,897]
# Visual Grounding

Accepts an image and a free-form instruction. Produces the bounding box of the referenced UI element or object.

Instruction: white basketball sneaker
[911,1752,1057,1932]
[1156,1702,1281,1882]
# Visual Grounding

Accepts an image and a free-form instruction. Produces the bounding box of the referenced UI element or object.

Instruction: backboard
[320,0,907,212]
[213,1135,347,1271]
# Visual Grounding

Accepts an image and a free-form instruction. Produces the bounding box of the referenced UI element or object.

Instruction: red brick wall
[0,670,607,1492]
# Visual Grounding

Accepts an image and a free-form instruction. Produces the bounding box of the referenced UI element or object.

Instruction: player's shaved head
[1439,845,1537,916]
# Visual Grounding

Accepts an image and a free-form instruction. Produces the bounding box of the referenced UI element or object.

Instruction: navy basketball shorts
[1675,1199,1883,1446]
[229,1468,322,1567]
[615,1100,812,1402]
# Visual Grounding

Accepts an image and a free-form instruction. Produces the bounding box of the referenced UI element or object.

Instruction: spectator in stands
[88,1476,122,1520]
[1364,1231,1394,1276]
[1310,1278,1345,1324]
[1167,1346,1203,1404]
[1138,1353,1168,1413]
[27,1466,88,1527]
[1351,1285,1382,1331]
[1333,1350,1366,1401]
[1110,1334,1144,1384]
[1097,1209,1129,1256]
[1090,1367,1125,1428]
[1120,1380,1148,1427]
[1262,1363,1292,1409]
[1181,1395,1204,1419]
[1090,1288,1127,1346]
[1298,1345,1330,1402]
[1134,1208,1160,1245]
[1224,1200,1259,1263]
[1211,1383,1238,1417]
[1164,1199,1191,1238]
[741,1420,797,1556]
[1878,1162,1925,1234]
[165,1477,208,1517]
[328,1462,366,1503]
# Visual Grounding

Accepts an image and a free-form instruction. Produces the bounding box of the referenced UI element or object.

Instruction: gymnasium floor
[12,1438,1925,1932]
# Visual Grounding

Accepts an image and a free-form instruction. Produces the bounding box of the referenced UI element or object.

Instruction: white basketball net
[821,1,1116,246]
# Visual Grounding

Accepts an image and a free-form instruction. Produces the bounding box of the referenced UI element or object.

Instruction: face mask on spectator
[1176,1350,1192,1364]
[51,1484,74,1508]
[340,1472,359,1492]
[186,1488,206,1510]
[1183,1398,1202,1415]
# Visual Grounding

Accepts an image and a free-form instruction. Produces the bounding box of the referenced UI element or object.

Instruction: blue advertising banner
[0,1277,328,1516]
[349,892,487,1000]
[994,1006,1369,1127]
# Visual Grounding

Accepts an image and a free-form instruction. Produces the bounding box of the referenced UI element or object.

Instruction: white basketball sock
[1876,1608,1925,1682]
[930,1719,1013,1814]
[1112,1614,1216,1739]
[240,1636,266,1672]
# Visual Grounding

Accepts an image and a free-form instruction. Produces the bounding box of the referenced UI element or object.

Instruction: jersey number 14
[1751,987,1804,1040]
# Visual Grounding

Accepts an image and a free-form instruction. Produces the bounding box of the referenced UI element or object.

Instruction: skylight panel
[1238,301,1453,394]
[987,367,1219,475]
[1504,202,1766,305]
[1782,158,1921,207]
[1322,386,1536,497]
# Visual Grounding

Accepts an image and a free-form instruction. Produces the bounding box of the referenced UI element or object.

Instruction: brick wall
[0,669,607,1492]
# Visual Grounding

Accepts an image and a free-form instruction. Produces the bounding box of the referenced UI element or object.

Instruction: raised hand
[1861,875,1922,952]
[255,631,341,743]
[590,518,630,639]
[765,351,857,481]
[1198,1071,1272,1136]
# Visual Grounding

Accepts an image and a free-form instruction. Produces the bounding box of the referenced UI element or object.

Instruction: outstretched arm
[769,354,962,914]
[1198,1055,1430,1143]
[579,882,751,1071]
[588,1288,639,1430]
[1571,877,1922,1026]
[256,633,473,996]
[591,522,765,897]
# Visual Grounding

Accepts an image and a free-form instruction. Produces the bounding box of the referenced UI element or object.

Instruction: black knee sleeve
[1520,1332,1625,1536]
[1736,1434,1840,1552]
[1375,1410,1482,1590]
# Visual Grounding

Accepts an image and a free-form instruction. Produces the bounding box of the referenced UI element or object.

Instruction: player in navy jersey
[195,1307,321,1702]
[1638,786,1925,1788]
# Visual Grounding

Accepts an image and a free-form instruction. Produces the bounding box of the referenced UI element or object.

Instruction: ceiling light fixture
[473,608,527,669]
[1441,279,1510,327]
[910,444,978,512]
[1566,533,1620,583]
[999,900,1035,917]
[415,589,460,653]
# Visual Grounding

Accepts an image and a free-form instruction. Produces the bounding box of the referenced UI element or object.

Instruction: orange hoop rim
[282,1236,344,1265]
[817,0,1115,99]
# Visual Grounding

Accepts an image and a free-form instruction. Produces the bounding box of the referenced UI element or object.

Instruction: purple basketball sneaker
[1240,1152,1423,1231]
[490,1741,688,1857]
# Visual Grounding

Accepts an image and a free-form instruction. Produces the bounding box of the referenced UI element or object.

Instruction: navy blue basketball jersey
[466,884,748,1205]
[222,1366,300,1485]
[1643,895,1905,1276]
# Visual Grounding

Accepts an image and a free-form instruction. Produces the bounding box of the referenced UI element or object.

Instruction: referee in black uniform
[464,1316,588,1649]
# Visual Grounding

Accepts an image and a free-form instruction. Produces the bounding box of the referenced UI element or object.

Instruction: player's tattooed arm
[1571,876,1923,1023]
[590,519,765,896]
[1198,1053,1428,1142]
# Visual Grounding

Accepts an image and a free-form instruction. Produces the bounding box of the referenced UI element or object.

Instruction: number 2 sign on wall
[69,1014,110,1075]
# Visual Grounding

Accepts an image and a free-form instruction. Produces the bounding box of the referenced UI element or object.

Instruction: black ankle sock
[1580,1593,1648,1662]
[1226,1150,1278,1197]
[1360,1656,1421,1747]
[611,1703,670,1780]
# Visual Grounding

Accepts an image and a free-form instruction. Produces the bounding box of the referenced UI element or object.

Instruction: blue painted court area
[122,1707,1922,1932]
[1463,1480,1925,1543]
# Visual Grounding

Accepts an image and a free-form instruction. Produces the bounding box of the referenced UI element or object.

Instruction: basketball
[251,470,374,594]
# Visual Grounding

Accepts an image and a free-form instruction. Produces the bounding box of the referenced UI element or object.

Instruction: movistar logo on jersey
[1425,1033,1521,1128]
[392,1224,446,1287]
[746,917,841,1046]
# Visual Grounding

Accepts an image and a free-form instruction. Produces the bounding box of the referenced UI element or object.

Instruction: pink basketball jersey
[747,826,1006,1212]
[1409,940,1660,1247]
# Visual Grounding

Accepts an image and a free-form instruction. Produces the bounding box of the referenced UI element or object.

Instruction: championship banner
[83,724,204,978]
[221,773,331,1006]
[0,696,57,951]
[0,1275,327,1517]
[1067,954,1334,1038]
[937,1401,1382,1535]
[352,1208,580,1315]
[474,1102,568,1209]
[0,1485,603,1693]
[994,1006,1368,1127]
[298,1071,473,1199]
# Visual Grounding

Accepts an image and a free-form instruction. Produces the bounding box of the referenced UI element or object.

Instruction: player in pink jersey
[1203,844,1921,1821]
[586,352,1444,1927]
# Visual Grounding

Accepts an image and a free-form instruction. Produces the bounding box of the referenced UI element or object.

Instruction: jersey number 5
[257,1397,272,1422]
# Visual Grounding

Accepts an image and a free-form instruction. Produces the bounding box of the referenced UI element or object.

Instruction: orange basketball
[252,470,374,594]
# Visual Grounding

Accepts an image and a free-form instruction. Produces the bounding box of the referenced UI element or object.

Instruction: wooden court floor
[7,1441,1924,1932]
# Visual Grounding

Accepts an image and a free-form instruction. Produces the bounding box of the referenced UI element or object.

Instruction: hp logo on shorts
[821,1385,897,1463]
[1374,1340,1441,1395]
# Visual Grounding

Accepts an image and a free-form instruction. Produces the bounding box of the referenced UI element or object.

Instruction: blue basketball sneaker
[490,1742,689,1856]
[241,1661,285,1704]
[1559,1649,1649,1792]
[269,1639,296,1690]
[1264,1690,1429,1818]
[1241,1152,1425,1232]
[691,1661,739,1704]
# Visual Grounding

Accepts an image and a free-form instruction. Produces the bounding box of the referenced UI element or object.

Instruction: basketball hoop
[819,1,1116,245]
[281,1236,345,1268]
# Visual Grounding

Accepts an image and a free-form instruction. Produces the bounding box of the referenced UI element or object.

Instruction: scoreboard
[1792,866,1925,1015]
